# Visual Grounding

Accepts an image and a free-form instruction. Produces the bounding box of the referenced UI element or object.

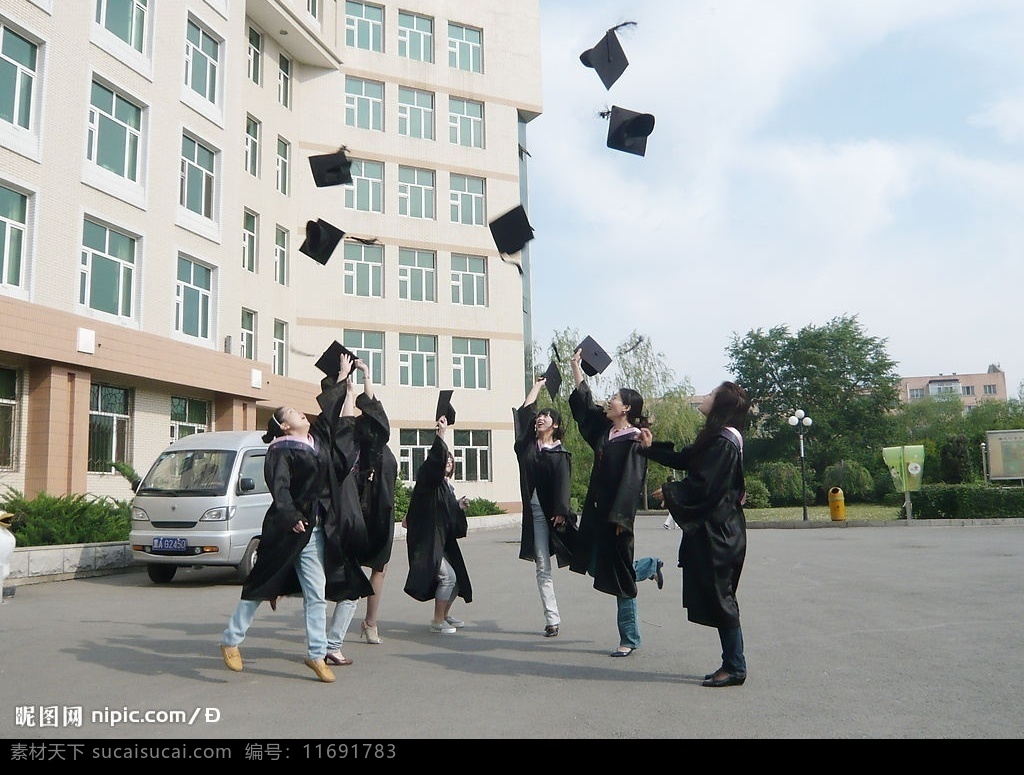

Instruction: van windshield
[136,449,238,496]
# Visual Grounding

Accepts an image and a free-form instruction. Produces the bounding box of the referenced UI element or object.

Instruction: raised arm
[571,348,585,388]
[522,376,545,408]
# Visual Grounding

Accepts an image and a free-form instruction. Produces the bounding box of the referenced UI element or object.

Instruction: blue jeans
[222,526,329,661]
[327,599,357,652]
[719,625,746,676]
[531,501,559,626]
[614,557,661,649]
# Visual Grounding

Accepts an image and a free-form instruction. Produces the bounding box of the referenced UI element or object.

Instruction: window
[450,174,485,225]
[1,25,37,130]
[274,225,288,285]
[399,428,435,482]
[277,54,292,107]
[451,253,486,306]
[908,388,925,400]
[345,1,383,52]
[0,367,17,469]
[398,248,435,302]
[276,137,290,194]
[448,23,482,73]
[307,0,320,22]
[343,329,384,385]
[184,18,220,103]
[453,337,488,389]
[398,166,435,219]
[398,11,432,62]
[984,384,998,396]
[449,97,483,148]
[87,81,142,181]
[272,319,287,376]
[96,0,148,53]
[175,255,211,340]
[0,184,27,287]
[247,26,262,84]
[345,159,383,212]
[343,241,383,297]
[170,396,208,440]
[244,115,260,176]
[452,429,491,482]
[242,209,257,272]
[88,383,132,472]
[961,385,975,397]
[345,77,383,130]
[398,333,436,387]
[180,134,215,218]
[80,218,134,318]
[398,87,433,139]
[240,308,256,359]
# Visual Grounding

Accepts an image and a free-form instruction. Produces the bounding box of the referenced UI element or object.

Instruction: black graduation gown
[354,392,398,571]
[514,402,576,567]
[644,429,746,628]
[568,382,648,598]
[403,436,473,603]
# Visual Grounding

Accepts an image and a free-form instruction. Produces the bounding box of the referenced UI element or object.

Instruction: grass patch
[743,503,903,523]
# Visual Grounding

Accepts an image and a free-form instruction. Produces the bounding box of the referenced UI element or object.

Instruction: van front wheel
[237,538,259,582]
[147,564,177,583]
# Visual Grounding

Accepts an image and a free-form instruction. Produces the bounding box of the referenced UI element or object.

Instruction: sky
[526,0,1024,398]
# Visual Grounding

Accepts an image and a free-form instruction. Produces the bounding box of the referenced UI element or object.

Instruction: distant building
[899,365,1007,409]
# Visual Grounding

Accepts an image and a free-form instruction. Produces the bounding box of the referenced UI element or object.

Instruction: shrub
[1,486,131,547]
[939,435,973,484]
[743,476,770,509]
[821,460,875,503]
[755,461,808,506]
[909,483,1024,519]
[393,479,412,521]
[464,498,505,517]
[391,480,504,520]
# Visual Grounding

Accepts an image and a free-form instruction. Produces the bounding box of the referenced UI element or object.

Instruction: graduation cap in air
[314,340,357,380]
[605,106,655,157]
[309,147,353,187]
[543,361,563,400]
[580,23,634,90]
[299,219,345,265]
[489,205,535,256]
[435,390,456,426]
[576,335,612,377]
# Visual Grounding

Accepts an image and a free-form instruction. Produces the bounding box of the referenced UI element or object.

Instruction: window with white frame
[907,388,925,400]
[345,77,383,130]
[87,81,141,182]
[961,385,976,397]
[184,18,220,103]
[398,11,432,62]
[449,96,483,148]
[984,384,998,396]
[277,54,292,107]
[80,218,135,319]
[170,396,208,440]
[452,428,491,482]
[96,0,148,54]
[453,337,488,389]
[343,329,384,385]
[247,26,262,84]
[276,136,290,194]
[345,159,383,212]
[244,115,260,176]
[398,248,435,302]
[0,25,38,130]
[274,225,288,285]
[175,255,211,340]
[0,184,27,288]
[398,86,433,140]
[398,333,436,387]
[180,134,216,218]
[240,308,256,359]
[343,241,383,297]
[242,209,257,272]
[450,174,485,225]
[0,367,17,469]
[398,166,434,219]
[307,0,320,22]
[450,253,486,306]
[88,383,132,472]
[346,1,383,52]
[398,428,435,482]
[448,23,482,73]
[272,319,287,376]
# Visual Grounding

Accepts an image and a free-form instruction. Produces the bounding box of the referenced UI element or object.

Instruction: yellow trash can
[828,487,846,521]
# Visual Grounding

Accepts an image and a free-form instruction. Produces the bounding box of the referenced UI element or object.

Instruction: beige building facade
[898,365,1008,409]
[0,0,541,512]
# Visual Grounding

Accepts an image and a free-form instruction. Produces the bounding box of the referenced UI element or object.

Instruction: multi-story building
[0,0,541,512]
[899,365,1008,409]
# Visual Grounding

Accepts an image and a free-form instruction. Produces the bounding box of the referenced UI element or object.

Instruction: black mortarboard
[309,147,353,187]
[580,28,629,90]
[435,390,456,425]
[314,340,357,380]
[576,335,612,377]
[606,106,655,157]
[299,219,345,265]
[489,205,535,255]
[543,361,563,400]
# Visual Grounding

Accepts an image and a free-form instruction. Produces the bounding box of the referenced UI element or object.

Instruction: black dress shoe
[702,671,746,687]
[609,647,634,657]
[704,665,725,681]
[654,560,664,590]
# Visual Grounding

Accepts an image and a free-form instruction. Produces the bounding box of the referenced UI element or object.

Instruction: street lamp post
[788,409,813,521]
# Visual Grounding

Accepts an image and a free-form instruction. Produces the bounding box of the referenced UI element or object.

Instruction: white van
[129,431,270,583]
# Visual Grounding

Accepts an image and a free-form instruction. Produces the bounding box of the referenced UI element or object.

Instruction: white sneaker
[430,620,456,634]
[444,615,465,628]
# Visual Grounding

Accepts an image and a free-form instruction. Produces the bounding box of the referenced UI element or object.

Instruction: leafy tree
[754,461,808,506]
[939,435,972,484]
[821,460,874,502]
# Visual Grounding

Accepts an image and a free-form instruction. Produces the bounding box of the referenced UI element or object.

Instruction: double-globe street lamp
[788,409,813,521]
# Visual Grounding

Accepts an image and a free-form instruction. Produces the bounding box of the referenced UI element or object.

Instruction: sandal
[609,647,634,658]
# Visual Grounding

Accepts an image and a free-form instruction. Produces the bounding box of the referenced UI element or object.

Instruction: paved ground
[2,515,1022,740]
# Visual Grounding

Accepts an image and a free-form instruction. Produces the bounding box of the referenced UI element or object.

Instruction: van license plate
[153,537,187,552]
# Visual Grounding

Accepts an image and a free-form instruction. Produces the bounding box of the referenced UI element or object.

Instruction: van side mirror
[239,477,256,493]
